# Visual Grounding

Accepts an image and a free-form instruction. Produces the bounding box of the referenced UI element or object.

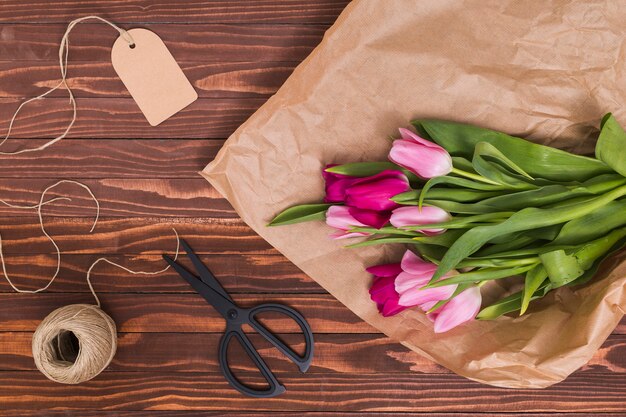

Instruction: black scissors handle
[219,303,314,398]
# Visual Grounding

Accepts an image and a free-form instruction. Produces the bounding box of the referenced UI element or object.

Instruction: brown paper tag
[111,28,197,126]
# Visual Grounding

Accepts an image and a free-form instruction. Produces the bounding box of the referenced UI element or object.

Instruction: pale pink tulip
[326,205,389,239]
[390,206,451,235]
[431,286,482,333]
[389,128,453,178]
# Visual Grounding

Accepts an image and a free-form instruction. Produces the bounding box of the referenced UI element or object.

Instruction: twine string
[0,16,135,155]
[0,180,180,384]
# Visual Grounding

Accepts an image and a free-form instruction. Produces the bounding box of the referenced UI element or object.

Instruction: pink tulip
[367,250,456,318]
[367,263,407,317]
[430,286,482,333]
[322,165,359,203]
[389,128,453,178]
[390,206,451,235]
[326,205,389,239]
[394,251,457,309]
[344,170,410,211]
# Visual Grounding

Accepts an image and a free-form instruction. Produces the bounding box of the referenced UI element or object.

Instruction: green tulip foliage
[270,113,626,320]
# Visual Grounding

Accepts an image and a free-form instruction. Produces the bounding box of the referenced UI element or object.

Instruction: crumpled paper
[202,0,626,388]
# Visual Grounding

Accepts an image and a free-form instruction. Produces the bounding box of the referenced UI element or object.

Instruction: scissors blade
[180,239,233,302]
[163,254,237,317]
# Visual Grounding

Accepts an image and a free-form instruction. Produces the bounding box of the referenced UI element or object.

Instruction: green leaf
[346,237,421,248]
[596,113,626,177]
[392,188,502,204]
[477,282,551,320]
[539,250,584,287]
[402,212,513,231]
[568,234,626,287]
[572,226,626,270]
[421,200,495,214]
[418,175,507,208]
[413,119,612,182]
[411,229,466,247]
[431,184,626,282]
[552,200,626,245]
[521,265,548,315]
[426,264,537,288]
[325,162,419,182]
[480,185,591,211]
[268,203,332,226]
[472,142,536,188]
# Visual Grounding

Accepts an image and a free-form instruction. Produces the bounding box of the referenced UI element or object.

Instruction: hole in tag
[129,43,136,49]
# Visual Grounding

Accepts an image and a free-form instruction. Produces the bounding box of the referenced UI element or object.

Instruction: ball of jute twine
[0,180,180,384]
[32,304,117,384]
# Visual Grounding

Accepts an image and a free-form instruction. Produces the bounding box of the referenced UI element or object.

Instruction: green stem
[450,167,501,185]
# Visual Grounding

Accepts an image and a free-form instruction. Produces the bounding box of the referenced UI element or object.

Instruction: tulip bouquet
[270,113,626,333]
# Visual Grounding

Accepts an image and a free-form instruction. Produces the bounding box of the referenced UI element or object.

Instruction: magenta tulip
[326,205,389,239]
[322,165,359,203]
[344,170,410,211]
[390,205,451,235]
[389,128,453,178]
[430,286,482,333]
[367,263,407,317]
[367,250,457,319]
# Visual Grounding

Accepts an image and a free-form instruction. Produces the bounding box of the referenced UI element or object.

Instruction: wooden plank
[0,178,235,218]
[0,410,624,417]
[0,1,349,24]
[1,24,326,62]
[0,61,297,99]
[0,371,625,412]
[0,97,263,139]
[0,253,316,294]
[0,293,371,333]
[0,139,220,179]
[3,331,626,375]
[0,217,271,254]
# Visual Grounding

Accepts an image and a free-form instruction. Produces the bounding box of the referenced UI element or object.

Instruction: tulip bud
[430,286,482,333]
[367,263,407,317]
[390,206,451,235]
[326,205,390,239]
[389,128,453,178]
[322,165,359,203]
[344,170,410,211]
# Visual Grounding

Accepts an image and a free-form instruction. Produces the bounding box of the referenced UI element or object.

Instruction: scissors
[163,239,314,398]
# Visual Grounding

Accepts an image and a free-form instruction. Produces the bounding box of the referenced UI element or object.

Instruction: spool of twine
[31,304,117,384]
[0,180,180,384]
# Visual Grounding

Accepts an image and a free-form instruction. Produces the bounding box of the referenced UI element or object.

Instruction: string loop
[0,16,134,155]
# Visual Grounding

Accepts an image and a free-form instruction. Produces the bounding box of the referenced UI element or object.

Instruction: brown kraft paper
[201,0,626,388]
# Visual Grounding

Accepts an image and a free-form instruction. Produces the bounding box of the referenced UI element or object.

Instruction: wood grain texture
[3,331,626,375]
[0,1,350,24]
[0,139,221,179]
[2,372,626,412]
[4,414,626,417]
[0,0,623,414]
[0,97,263,139]
[0,293,371,333]
[1,24,327,62]
[0,60,298,99]
[0,253,315,294]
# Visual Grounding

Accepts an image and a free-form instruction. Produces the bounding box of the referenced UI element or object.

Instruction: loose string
[0,180,180,305]
[0,16,135,155]
[0,180,99,293]
[86,229,180,307]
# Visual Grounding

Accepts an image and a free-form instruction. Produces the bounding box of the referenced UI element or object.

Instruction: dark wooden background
[0,1,625,415]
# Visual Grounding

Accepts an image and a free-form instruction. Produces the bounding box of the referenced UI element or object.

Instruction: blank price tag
[111,28,197,126]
